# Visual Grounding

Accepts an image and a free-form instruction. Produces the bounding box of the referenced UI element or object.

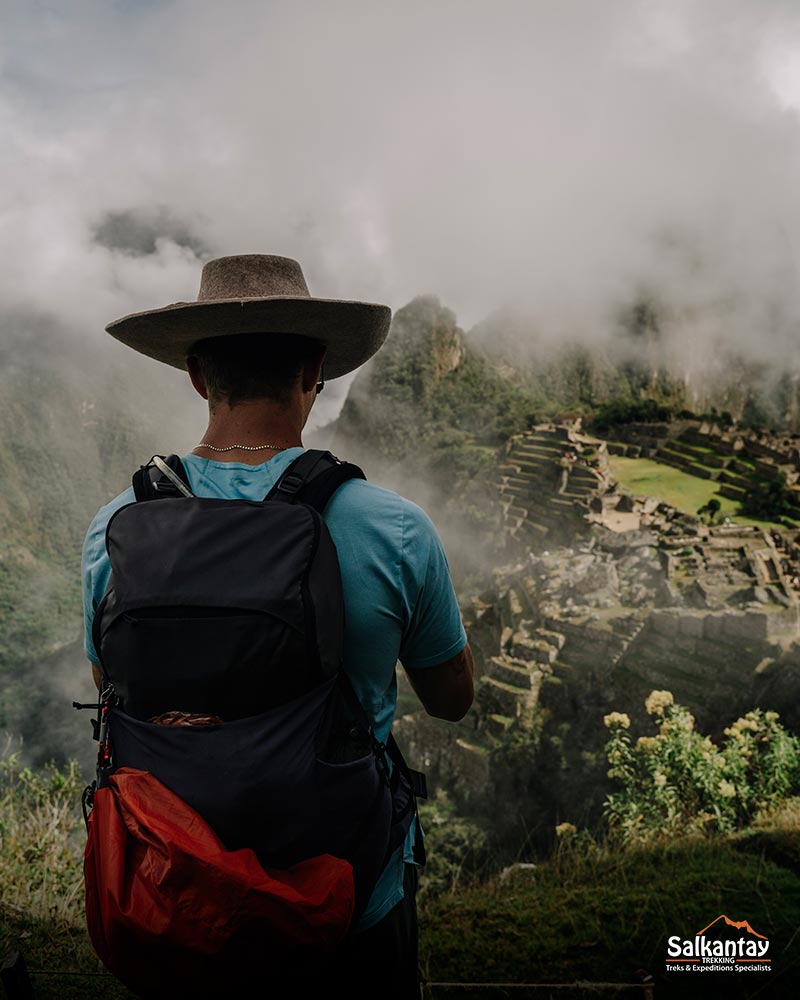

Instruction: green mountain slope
[0,333,197,764]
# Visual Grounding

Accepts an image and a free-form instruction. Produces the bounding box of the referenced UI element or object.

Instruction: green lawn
[609,456,796,531]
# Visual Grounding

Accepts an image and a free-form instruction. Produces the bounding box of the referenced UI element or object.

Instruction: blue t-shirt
[81,447,467,931]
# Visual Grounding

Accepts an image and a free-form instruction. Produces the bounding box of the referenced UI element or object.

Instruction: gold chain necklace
[196,441,292,453]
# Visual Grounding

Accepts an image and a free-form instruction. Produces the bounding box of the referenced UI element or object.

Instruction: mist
[1,0,800,423]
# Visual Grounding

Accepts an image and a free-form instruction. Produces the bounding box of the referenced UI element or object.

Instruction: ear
[300,344,327,394]
[186,355,209,400]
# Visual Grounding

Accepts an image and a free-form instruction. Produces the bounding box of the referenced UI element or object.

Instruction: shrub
[741,473,794,521]
[417,790,490,897]
[0,746,85,925]
[603,692,800,842]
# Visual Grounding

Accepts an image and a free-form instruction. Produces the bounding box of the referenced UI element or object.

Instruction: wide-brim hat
[105,254,392,379]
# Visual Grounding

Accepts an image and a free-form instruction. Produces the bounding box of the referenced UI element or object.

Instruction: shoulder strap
[337,671,427,801]
[385,733,428,801]
[266,449,366,513]
[132,455,193,502]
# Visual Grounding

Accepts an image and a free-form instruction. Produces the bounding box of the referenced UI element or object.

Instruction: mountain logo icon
[696,914,766,939]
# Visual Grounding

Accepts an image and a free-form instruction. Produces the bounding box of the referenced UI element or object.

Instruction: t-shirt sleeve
[82,512,108,665]
[398,502,467,670]
[81,487,136,665]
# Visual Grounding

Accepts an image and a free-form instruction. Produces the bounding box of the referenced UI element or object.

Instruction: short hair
[187,332,323,407]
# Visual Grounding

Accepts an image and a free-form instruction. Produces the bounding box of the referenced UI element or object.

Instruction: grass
[0,751,132,998]
[420,807,800,999]
[609,456,797,530]
[3,751,799,1000]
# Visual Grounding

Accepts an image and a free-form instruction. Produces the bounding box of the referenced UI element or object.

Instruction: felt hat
[105,254,392,379]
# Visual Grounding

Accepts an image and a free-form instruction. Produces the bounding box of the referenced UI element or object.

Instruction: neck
[192,397,305,464]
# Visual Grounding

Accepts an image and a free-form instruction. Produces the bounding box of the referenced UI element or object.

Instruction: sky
[2,0,800,425]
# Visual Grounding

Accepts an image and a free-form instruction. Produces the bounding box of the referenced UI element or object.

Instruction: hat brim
[105,296,392,380]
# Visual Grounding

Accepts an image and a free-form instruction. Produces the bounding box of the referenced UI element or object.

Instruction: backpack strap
[133,455,193,502]
[337,671,427,864]
[266,449,366,513]
[384,732,427,865]
[384,733,428,801]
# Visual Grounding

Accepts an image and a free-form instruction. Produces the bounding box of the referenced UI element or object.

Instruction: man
[81,254,474,997]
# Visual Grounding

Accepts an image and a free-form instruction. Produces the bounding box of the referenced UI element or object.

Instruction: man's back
[82,446,467,931]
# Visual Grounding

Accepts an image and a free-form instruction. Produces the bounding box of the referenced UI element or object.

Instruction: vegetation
[420,814,800,997]
[417,790,490,898]
[0,347,193,766]
[590,398,674,433]
[697,496,721,524]
[0,748,128,998]
[416,696,800,996]
[741,472,795,522]
[610,455,796,530]
[0,748,85,924]
[3,747,799,999]
[610,457,728,515]
[604,693,800,841]
[337,297,543,463]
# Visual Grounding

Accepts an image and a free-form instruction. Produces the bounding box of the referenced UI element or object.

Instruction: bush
[417,790,490,897]
[741,472,794,521]
[602,693,800,842]
[697,498,721,524]
[0,747,85,925]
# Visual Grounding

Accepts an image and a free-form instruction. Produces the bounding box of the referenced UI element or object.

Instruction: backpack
[78,449,426,998]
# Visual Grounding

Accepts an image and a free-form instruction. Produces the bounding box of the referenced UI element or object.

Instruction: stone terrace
[605,420,800,515]
[496,423,615,551]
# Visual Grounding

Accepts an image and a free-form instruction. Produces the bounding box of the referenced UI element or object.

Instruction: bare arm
[403,643,474,722]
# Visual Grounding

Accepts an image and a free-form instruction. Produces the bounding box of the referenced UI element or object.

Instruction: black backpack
[83,449,425,922]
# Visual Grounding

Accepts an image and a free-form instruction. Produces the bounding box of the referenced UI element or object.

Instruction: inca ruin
[396,418,800,834]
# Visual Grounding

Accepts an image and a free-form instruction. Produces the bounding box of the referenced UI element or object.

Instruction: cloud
[1,0,800,421]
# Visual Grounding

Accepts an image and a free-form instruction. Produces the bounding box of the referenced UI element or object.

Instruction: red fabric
[84,767,354,997]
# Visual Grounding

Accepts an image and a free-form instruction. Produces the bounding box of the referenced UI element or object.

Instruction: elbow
[436,703,472,723]
[425,686,474,723]
[408,643,475,722]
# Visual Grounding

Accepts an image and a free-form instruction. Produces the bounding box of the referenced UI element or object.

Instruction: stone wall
[394,555,800,837]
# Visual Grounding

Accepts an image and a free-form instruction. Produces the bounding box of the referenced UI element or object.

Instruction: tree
[741,474,793,521]
[697,498,721,524]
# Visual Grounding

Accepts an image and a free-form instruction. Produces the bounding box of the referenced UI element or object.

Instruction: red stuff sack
[84,767,355,999]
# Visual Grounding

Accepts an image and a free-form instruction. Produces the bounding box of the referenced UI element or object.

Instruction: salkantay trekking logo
[666,914,771,974]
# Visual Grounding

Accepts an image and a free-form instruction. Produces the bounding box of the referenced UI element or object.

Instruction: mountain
[0,322,198,764]
[3,289,800,765]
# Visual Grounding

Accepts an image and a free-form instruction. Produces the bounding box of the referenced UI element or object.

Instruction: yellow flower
[765,711,779,722]
[719,780,737,798]
[603,712,630,729]
[654,772,667,787]
[645,690,674,717]
[555,822,577,837]
[636,736,659,752]
[659,715,695,735]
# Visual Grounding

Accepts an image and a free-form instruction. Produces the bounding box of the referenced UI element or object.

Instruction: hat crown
[197,255,310,301]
